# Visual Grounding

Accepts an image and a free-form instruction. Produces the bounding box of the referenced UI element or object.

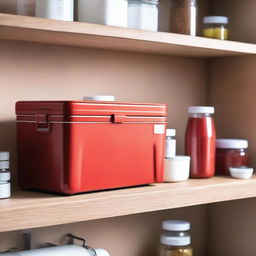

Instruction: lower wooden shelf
[1,176,256,232]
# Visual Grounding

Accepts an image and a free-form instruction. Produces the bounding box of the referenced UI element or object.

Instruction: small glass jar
[0,152,11,199]
[202,16,229,40]
[165,129,176,158]
[170,0,198,36]
[160,220,193,256]
[216,139,249,175]
[128,0,158,31]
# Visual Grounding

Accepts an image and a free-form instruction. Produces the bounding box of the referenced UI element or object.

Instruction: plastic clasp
[111,114,126,123]
[36,112,51,133]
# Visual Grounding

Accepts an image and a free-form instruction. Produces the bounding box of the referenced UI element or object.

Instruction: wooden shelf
[1,176,256,232]
[0,14,256,58]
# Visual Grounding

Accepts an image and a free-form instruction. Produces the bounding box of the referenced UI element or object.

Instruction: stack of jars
[0,152,11,199]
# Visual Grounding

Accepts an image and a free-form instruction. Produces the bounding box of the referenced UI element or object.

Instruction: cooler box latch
[36,112,51,132]
[111,114,127,123]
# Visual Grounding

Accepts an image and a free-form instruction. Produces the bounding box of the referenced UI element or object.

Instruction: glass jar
[202,16,229,40]
[160,220,193,256]
[170,0,198,36]
[128,0,158,31]
[165,129,176,158]
[216,139,249,175]
[185,106,216,178]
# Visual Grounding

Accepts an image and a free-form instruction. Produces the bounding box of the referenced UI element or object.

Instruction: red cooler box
[16,101,167,195]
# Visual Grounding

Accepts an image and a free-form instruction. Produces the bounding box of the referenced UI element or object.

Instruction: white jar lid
[162,220,190,231]
[188,106,214,114]
[0,152,9,161]
[0,161,9,170]
[166,129,176,137]
[203,16,229,24]
[216,139,248,149]
[0,172,11,182]
[160,234,191,246]
[83,96,115,102]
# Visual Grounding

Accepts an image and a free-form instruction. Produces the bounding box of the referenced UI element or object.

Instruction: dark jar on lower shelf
[216,139,249,175]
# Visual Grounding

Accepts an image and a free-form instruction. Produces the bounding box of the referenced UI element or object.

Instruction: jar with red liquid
[185,106,216,178]
[216,139,249,175]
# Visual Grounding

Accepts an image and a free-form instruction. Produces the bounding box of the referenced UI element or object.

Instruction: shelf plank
[0,14,256,57]
[1,176,256,232]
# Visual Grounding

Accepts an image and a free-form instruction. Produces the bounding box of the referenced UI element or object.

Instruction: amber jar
[216,139,249,175]
[170,0,198,36]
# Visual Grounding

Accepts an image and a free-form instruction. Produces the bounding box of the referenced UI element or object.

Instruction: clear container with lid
[165,129,176,158]
[216,139,249,175]
[202,16,229,40]
[0,151,11,199]
[185,106,216,178]
[160,220,193,256]
[128,0,158,31]
[170,0,198,36]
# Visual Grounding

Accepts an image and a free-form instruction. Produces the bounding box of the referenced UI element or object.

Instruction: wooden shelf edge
[0,14,256,57]
[1,176,256,232]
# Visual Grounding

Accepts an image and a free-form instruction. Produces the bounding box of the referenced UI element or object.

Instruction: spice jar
[216,139,249,175]
[78,0,128,27]
[185,106,216,178]
[202,16,229,40]
[36,0,74,21]
[160,220,193,256]
[128,0,158,31]
[165,129,176,158]
[170,0,197,36]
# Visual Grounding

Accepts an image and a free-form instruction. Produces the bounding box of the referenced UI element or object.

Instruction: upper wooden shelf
[1,176,256,232]
[0,13,256,58]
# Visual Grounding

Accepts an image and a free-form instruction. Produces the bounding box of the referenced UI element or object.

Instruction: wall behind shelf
[0,205,208,256]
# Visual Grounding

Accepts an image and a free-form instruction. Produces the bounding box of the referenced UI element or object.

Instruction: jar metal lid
[203,16,229,25]
[83,96,115,102]
[166,129,176,137]
[160,234,191,246]
[0,152,9,161]
[0,161,9,170]
[162,220,190,231]
[128,0,158,5]
[216,139,248,149]
[188,106,214,114]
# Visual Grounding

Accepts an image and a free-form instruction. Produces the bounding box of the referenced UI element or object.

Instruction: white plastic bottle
[35,0,74,21]
[165,129,176,158]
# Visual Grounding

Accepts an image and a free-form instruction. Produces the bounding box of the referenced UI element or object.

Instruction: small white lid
[0,161,9,170]
[95,249,110,256]
[162,220,190,231]
[0,152,9,161]
[83,96,115,102]
[203,16,229,24]
[229,167,253,172]
[0,172,11,182]
[216,139,248,149]
[160,234,191,246]
[167,156,191,162]
[166,129,176,137]
[188,106,214,114]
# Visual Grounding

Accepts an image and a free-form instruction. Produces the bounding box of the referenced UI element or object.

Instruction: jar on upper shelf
[202,16,229,40]
[128,0,159,31]
[170,0,198,36]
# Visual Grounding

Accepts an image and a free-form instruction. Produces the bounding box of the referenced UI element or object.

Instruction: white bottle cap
[162,220,190,231]
[0,183,11,199]
[203,16,229,25]
[188,106,214,114]
[0,152,9,161]
[95,249,110,256]
[216,139,248,149]
[166,129,176,137]
[83,96,115,102]
[160,234,191,246]
[0,172,11,182]
[0,161,9,170]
